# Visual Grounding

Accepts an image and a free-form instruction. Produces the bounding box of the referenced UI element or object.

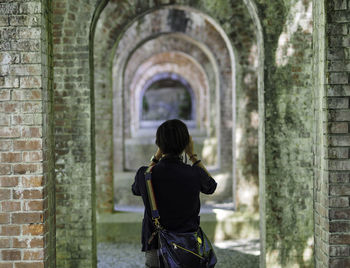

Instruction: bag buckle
[153,217,162,229]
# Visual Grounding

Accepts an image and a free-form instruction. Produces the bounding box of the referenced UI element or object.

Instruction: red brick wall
[325,0,350,267]
[0,1,54,267]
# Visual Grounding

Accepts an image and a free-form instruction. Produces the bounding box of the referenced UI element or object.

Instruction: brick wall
[313,0,328,267]
[0,0,54,267]
[324,0,350,267]
[52,0,97,267]
[257,0,315,266]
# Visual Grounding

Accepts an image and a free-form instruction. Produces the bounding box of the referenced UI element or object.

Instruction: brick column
[325,0,350,267]
[0,1,54,267]
[52,0,97,267]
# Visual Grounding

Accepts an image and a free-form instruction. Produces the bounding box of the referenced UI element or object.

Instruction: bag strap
[144,166,162,229]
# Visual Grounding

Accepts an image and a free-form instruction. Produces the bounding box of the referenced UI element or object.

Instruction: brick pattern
[325,0,350,267]
[52,0,96,267]
[0,1,52,267]
[260,0,315,266]
[313,0,328,267]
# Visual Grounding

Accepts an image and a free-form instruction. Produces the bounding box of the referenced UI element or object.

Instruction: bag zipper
[172,242,204,259]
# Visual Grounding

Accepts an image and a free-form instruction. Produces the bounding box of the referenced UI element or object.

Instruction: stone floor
[97,239,260,268]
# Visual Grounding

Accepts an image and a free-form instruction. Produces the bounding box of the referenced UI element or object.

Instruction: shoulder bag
[144,166,217,268]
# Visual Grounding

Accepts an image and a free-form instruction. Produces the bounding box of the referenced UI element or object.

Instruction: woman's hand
[185,136,194,156]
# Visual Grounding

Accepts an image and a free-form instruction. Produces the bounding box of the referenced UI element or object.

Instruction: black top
[131,155,217,251]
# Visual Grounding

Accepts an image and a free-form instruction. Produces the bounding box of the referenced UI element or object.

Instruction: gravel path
[97,239,259,268]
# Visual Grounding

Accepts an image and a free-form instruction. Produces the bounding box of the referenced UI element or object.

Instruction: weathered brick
[11,39,40,52]
[22,224,43,235]
[13,238,27,248]
[21,102,42,113]
[9,64,41,76]
[20,76,41,88]
[1,152,21,162]
[328,97,349,108]
[15,263,44,268]
[14,140,42,150]
[329,257,350,267]
[0,41,10,51]
[17,27,41,39]
[0,3,19,15]
[329,122,349,133]
[329,160,350,170]
[330,185,350,195]
[0,52,19,65]
[19,2,41,15]
[0,140,12,151]
[30,237,43,248]
[0,263,13,268]
[0,90,10,100]
[0,28,16,39]
[0,176,18,187]
[328,85,350,96]
[0,189,11,200]
[1,249,21,260]
[328,110,350,121]
[24,200,43,211]
[330,221,350,232]
[22,176,42,187]
[333,0,347,10]
[0,102,20,113]
[20,52,40,64]
[0,127,20,138]
[328,48,346,60]
[0,113,10,125]
[23,249,44,260]
[13,189,43,199]
[0,164,11,175]
[0,225,20,236]
[330,208,350,220]
[20,126,42,138]
[330,233,350,244]
[13,163,42,174]
[0,238,10,248]
[328,147,349,158]
[330,196,350,207]
[23,151,42,162]
[9,15,40,26]
[11,213,43,224]
[1,201,21,212]
[12,114,34,125]
[0,76,19,88]
[0,213,10,224]
[0,15,9,26]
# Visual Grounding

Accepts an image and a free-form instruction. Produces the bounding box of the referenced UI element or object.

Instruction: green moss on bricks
[256,0,314,266]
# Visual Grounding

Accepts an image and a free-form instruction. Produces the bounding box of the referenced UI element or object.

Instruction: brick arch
[139,72,197,125]
[95,5,244,213]
[129,51,210,135]
[116,33,221,171]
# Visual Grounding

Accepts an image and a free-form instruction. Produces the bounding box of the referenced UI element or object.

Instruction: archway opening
[140,73,195,125]
[91,2,263,267]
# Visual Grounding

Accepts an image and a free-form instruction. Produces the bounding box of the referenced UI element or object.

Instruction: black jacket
[131,155,217,251]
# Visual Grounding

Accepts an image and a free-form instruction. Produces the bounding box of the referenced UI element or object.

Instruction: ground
[97,239,260,268]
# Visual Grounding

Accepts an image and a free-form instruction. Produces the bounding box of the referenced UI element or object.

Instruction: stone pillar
[52,0,97,267]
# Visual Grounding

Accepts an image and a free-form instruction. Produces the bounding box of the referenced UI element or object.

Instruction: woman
[131,119,217,268]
